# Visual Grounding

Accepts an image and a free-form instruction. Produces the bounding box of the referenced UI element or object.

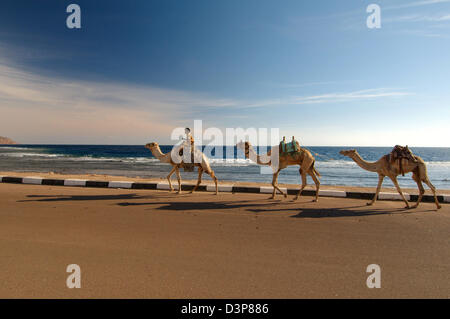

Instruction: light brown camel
[339,149,441,210]
[145,142,218,195]
[237,141,321,201]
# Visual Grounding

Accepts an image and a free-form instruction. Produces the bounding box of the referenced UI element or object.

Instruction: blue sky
[0,0,449,145]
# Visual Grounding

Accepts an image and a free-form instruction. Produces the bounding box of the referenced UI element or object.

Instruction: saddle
[279,136,301,156]
[388,145,417,176]
[178,145,195,172]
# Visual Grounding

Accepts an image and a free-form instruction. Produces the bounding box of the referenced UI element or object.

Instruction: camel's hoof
[366,202,373,206]
[312,199,318,202]
[437,205,442,210]
[283,194,287,198]
[293,196,299,201]
[269,196,275,200]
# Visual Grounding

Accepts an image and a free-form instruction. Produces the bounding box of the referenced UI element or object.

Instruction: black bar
[85,181,109,188]
[42,179,65,186]
[0,299,444,317]
[1,177,23,184]
[232,186,260,193]
[131,183,158,190]
[346,192,375,200]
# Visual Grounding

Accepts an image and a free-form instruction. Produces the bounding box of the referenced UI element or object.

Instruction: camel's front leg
[294,170,307,200]
[389,175,410,209]
[191,168,203,193]
[270,169,286,199]
[175,167,182,194]
[368,174,384,206]
[166,166,177,192]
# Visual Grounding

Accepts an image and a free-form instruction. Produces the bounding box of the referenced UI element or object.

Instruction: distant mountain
[0,136,17,144]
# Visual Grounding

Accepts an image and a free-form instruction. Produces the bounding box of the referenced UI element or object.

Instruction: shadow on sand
[289,207,404,218]
[19,193,274,210]
[117,199,276,211]
[18,193,434,217]
[247,205,426,217]
[18,193,155,202]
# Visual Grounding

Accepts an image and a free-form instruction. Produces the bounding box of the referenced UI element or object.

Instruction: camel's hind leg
[308,168,320,202]
[417,163,441,210]
[389,175,410,209]
[175,167,182,194]
[294,170,307,200]
[422,178,441,210]
[191,167,203,193]
[166,166,177,192]
[270,169,287,199]
[368,174,384,206]
[411,170,425,208]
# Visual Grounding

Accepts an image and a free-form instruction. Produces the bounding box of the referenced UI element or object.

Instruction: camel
[236,141,321,201]
[145,142,218,195]
[339,149,441,210]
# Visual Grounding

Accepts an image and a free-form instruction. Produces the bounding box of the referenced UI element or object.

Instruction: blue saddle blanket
[280,140,300,154]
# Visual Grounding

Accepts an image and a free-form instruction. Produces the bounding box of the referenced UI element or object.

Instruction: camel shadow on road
[18,193,436,217]
[289,206,405,218]
[248,205,428,218]
[117,199,275,211]
[19,193,155,202]
[19,193,276,211]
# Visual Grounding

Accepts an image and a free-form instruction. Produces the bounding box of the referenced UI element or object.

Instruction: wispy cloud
[244,88,412,108]
[0,59,242,143]
[385,0,450,10]
[379,1,450,38]
[289,89,411,105]
[267,81,348,89]
[0,57,412,143]
[384,13,450,23]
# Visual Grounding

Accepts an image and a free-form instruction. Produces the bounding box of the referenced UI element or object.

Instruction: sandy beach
[0,178,449,298]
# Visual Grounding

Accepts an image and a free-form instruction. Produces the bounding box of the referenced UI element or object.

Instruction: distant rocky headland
[0,136,17,144]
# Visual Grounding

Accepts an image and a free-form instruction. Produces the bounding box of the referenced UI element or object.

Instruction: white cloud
[0,60,241,144]
[386,0,450,10]
[244,88,412,108]
[384,13,450,23]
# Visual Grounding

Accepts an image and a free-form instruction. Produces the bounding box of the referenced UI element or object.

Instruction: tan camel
[237,141,321,201]
[339,149,441,209]
[145,142,218,195]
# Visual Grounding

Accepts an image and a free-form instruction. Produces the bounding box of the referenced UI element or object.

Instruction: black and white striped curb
[1,176,449,203]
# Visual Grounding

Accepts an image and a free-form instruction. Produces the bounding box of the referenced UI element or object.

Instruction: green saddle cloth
[280,140,300,154]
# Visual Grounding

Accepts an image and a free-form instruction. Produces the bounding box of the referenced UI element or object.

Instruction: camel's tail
[312,160,321,177]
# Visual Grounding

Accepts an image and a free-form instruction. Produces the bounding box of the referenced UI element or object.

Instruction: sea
[0,145,449,189]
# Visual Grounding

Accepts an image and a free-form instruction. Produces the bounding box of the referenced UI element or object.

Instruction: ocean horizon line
[2,144,450,148]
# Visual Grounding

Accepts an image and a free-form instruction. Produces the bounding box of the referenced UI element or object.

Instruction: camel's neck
[350,153,378,173]
[247,144,271,166]
[150,146,171,163]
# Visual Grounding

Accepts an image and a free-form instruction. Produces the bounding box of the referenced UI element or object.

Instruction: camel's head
[236,140,251,159]
[339,149,357,158]
[236,140,246,149]
[145,142,158,150]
